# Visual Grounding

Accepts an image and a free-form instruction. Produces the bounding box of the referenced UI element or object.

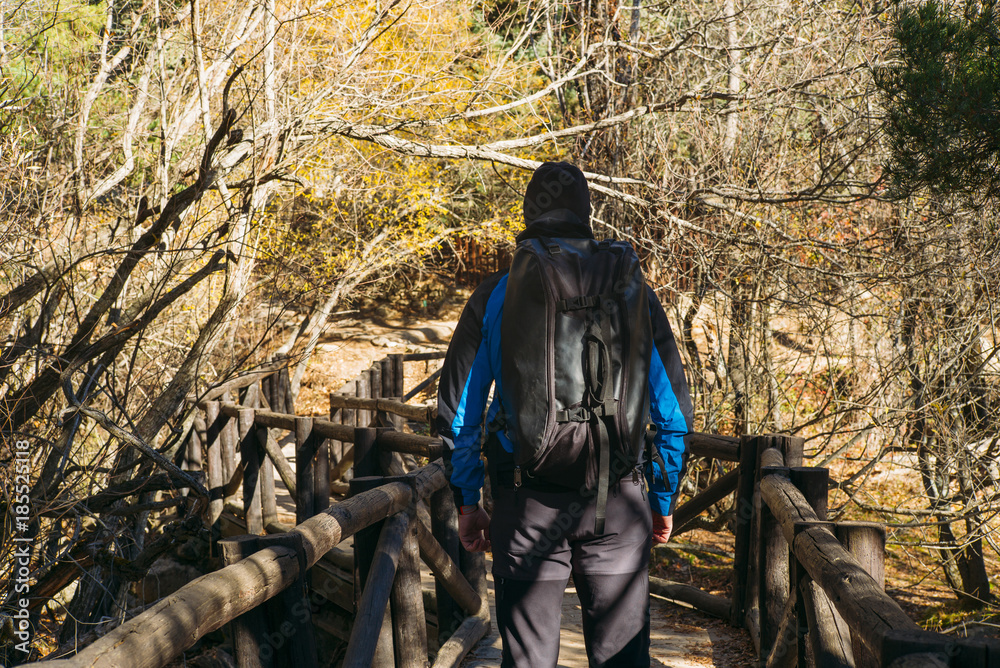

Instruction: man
[436,162,693,667]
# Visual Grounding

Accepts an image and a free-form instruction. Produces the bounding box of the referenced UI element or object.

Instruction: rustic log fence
[724,436,1000,668]
[27,352,999,667]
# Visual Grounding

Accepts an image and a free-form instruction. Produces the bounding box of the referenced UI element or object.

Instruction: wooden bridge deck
[459,562,750,668]
[261,435,752,668]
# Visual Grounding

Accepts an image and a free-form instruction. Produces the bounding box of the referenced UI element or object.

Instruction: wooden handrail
[689,432,740,461]
[758,471,920,662]
[33,463,447,668]
[329,394,436,423]
[187,361,285,405]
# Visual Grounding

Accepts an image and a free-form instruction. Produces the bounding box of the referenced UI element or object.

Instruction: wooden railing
[690,435,1000,668]
[28,352,999,668]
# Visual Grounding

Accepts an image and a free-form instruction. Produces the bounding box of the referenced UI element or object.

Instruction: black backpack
[499,236,652,532]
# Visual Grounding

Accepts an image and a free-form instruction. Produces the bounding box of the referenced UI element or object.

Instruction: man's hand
[652,513,673,545]
[458,504,492,552]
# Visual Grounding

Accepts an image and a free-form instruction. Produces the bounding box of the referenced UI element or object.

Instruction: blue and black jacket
[436,222,693,518]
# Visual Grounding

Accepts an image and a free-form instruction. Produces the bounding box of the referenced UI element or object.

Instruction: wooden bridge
[30,354,1000,668]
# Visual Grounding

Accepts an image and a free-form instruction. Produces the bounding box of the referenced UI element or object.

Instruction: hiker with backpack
[436,162,693,667]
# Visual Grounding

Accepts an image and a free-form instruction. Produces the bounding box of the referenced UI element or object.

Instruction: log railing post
[220,535,270,668]
[836,522,886,668]
[759,463,790,660]
[257,532,319,668]
[787,467,840,668]
[358,369,372,427]
[459,548,489,626]
[259,422,277,529]
[239,408,263,535]
[381,357,393,399]
[221,390,239,509]
[279,365,293,415]
[391,353,405,398]
[314,430,330,513]
[391,509,428,668]
[430,485,464,643]
[205,400,225,553]
[295,417,318,524]
[370,363,382,402]
[348,475,396,668]
[732,434,761,627]
[354,427,382,480]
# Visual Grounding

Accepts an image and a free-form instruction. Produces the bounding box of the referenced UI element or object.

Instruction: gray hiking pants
[489,477,653,668]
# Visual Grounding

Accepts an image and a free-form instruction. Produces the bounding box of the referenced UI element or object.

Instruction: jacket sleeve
[435,275,503,507]
[645,287,694,516]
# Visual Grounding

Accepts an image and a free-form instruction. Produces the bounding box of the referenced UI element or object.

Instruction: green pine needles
[875,0,1000,204]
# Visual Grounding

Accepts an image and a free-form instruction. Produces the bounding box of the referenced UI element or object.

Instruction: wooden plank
[759,473,921,661]
[649,577,731,620]
[342,512,410,668]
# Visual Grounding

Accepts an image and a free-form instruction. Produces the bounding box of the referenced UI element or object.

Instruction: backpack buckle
[594,400,619,418]
[547,244,562,255]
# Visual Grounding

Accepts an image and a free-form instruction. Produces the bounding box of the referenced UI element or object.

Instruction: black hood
[515,209,594,244]
[522,161,592,227]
